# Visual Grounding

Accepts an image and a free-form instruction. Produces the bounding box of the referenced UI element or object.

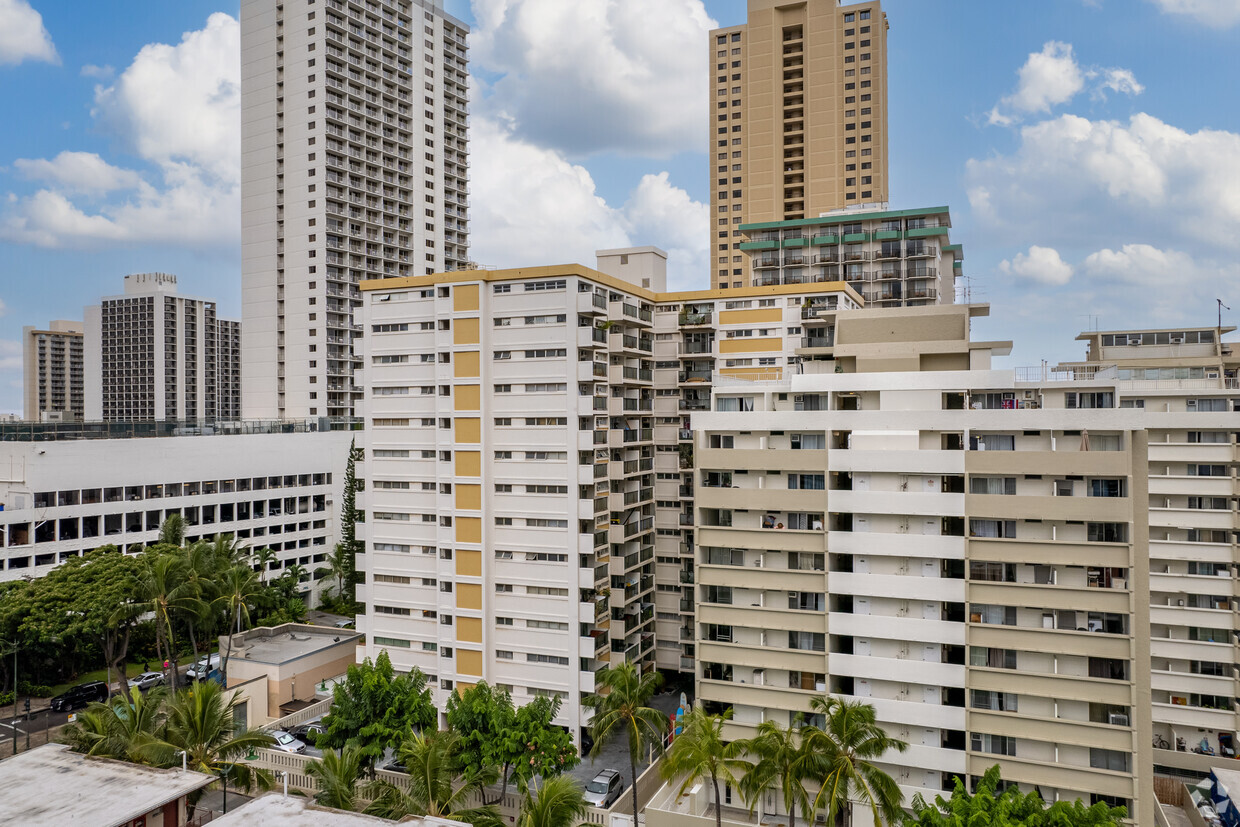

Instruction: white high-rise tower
[241,0,470,419]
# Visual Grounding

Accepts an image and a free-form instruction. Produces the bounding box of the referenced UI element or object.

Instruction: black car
[290,719,325,744]
[49,681,109,712]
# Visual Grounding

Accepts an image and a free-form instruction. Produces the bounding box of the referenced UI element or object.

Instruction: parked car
[270,730,307,754]
[290,719,325,744]
[185,653,221,681]
[49,681,109,712]
[333,618,355,629]
[127,672,165,692]
[583,769,624,808]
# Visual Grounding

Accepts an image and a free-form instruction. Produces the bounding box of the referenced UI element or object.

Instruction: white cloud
[989,42,1084,125]
[0,0,57,66]
[988,41,1143,125]
[1082,243,1197,286]
[470,0,716,157]
[13,151,144,194]
[1080,244,1234,322]
[0,297,8,317]
[998,246,1074,286]
[1149,0,1240,28]
[1098,68,1144,97]
[80,63,114,80]
[467,117,707,288]
[966,113,1240,250]
[1,13,240,249]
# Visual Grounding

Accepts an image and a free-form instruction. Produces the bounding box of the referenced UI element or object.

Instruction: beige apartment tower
[711,0,889,289]
[22,321,84,422]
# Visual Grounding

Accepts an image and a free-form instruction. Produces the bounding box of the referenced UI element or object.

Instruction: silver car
[270,730,307,754]
[583,769,623,808]
[127,671,165,691]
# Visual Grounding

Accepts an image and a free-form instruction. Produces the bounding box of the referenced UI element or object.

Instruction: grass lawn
[45,653,208,697]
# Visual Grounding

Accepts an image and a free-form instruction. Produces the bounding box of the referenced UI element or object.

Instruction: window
[527,653,569,665]
[527,586,568,596]
[971,733,1015,756]
[496,617,514,626]
[970,477,1016,495]
[527,619,569,630]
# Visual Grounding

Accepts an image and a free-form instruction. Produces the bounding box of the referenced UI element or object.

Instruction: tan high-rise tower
[709,0,889,289]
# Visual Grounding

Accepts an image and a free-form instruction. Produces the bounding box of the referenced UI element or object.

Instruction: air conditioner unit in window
[1109,713,1129,726]
[1170,336,1185,344]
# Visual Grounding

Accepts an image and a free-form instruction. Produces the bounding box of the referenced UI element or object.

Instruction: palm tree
[139,680,276,798]
[63,686,168,762]
[804,697,907,827]
[159,514,186,547]
[208,534,248,568]
[315,542,351,603]
[179,540,219,667]
[738,715,816,827]
[519,775,589,827]
[252,547,278,585]
[661,706,750,827]
[119,553,201,689]
[582,662,666,821]
[215,565,263,684]
[307,745,364,811]
[363,730,502,827]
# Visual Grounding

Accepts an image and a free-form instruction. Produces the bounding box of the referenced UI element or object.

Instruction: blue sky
[0,0,1237,414]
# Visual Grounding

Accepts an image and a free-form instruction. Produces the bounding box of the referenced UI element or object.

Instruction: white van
[185,653,221,681]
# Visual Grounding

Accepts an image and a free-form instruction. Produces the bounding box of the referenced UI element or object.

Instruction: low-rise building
[223,622,362,720]
[0,742,214,827]
[208,792,468,827]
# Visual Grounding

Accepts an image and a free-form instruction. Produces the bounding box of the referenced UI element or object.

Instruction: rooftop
[210,793,468,826]
[229,623,362,665]
[0,418,361,442]
[0,743,214,827]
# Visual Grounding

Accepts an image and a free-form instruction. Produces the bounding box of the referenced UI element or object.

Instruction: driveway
[571,691,681,797]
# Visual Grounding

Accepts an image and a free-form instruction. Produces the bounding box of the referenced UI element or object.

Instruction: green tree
[159,514,187,547]
[214,565,263,684]
[339,438,364,604]
[905,765,1127,826]
[805,697,907,827]
[738,714,816,827]
[307,745,365,811]
[582,662,666,821]
[62,685,168,762]
[318,650,436,772]
[662,706,750,827]
[315,542,352,605]
[117,552,203,690]
[363,729,502,827]
[139,680,275,799]
[519,775,589,827]
[252,548,278,586]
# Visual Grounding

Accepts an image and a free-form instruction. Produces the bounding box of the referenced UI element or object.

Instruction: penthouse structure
[711,0,890,289]
[240,0,471,420]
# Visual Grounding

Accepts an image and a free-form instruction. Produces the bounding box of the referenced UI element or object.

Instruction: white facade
[0,426,353,595]
[241,0,470,421]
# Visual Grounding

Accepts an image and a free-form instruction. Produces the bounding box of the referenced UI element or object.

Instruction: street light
[0,638,16,756]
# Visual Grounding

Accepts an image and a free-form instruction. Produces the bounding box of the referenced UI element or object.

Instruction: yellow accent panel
[719,367,784,380]
[456,451,481,477]
[453,317,480,345]
[453,284,480,312]
[454,351,480,378]
[456,549,482,577]
[454,385,481,411]
[456,517,482,545]
[457,616,482,643]
[457,582,482,610]
[719,308,783,325]
[455,682,475,695]
[457,648,483,677]
[456,484,482,511]
[718,337,782,354]
[454,417,481,443]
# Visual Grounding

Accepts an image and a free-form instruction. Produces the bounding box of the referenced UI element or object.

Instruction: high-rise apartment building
[22,321,84,422]
[355,254,1240,822]
[240,0,470,421]
[83,274,240,423]
[739,205,961,305]
[711,0,889,289]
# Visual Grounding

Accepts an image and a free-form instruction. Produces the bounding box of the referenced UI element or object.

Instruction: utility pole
[1,640,16,756]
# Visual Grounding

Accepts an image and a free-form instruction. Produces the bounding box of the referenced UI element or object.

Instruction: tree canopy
[905,765,1127,826]
[318,650,436,771]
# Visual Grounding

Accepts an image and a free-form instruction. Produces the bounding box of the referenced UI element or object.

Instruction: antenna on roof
[1218,298,1230,332]
[1079,314,1098,331]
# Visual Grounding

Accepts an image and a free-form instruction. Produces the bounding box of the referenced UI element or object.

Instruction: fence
[261,698,332,733]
